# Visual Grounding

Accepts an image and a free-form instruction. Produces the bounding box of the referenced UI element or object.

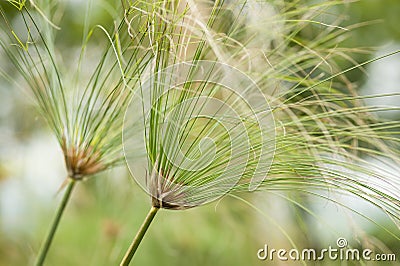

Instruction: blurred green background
[0,0,399,265]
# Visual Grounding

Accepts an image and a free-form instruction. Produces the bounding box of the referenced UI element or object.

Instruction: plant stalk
[120,206,159,266]
[35,179,76,266]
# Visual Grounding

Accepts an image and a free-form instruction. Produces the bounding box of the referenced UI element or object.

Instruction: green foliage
[0,1,152,179]
[0,0,399,265]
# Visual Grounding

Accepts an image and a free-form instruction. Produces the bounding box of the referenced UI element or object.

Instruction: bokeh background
[0,0,399,265]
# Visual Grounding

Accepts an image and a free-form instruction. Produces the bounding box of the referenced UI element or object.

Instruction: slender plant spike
[120,0,400,264]
[120,206,159,266]
[1,0,400,265]
[0,0,153,264]
[35,179,76,266]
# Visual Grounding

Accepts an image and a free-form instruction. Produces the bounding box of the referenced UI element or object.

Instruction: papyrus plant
[0,1,152,264]
[119,0,400,265]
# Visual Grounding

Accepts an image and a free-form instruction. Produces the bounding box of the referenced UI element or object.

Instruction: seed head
[148,165,195,210]
[62,136,105,180]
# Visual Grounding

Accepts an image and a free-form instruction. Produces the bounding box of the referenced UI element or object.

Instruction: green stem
[35,179,76,266]
[120,206,159,266]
